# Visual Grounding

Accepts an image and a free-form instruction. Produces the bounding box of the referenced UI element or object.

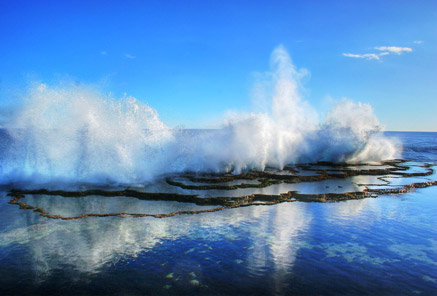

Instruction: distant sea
[385,131,437,162]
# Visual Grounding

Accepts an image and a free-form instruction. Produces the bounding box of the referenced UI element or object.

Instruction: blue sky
[0,0,436,131]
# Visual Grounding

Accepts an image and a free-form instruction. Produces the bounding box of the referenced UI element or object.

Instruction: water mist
[0,46,400,186]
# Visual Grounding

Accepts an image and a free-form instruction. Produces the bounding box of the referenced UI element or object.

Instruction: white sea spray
[0,46,400,185]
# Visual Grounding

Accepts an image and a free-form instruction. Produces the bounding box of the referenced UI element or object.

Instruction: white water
[0,46,400,185]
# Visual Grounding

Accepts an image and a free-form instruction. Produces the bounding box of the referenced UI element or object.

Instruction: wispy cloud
[100,51,108,55]
[343,45,413,61]
[374,46,412,54]
[124,53,136,59]
[342,53,382,60]
[413,40,423,44]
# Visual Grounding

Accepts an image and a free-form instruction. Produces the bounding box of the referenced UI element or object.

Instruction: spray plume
[0,46,399,185]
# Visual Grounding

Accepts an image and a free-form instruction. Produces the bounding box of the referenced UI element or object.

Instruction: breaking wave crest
[0,46,400,185]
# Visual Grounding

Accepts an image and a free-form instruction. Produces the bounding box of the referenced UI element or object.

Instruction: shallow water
[0,187,436,295]
[0,132,436,295]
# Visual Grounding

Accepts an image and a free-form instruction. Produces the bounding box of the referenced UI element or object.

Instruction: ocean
[0,131,436,295]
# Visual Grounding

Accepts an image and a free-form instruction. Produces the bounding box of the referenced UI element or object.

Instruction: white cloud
[343,45,413,61]
[124,53,136,59]
[413,40,423,44]
[100,51,107,55]
[343,53,382,60]
[374,46,412,54]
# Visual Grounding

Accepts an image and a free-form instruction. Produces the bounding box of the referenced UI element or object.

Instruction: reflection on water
[23,195,221,216]
[242,203,312,294]
[1,186,437,295]
[263,204,311,294]
[331,198,372,218]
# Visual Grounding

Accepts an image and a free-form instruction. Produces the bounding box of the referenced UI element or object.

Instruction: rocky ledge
[6,160,437,220]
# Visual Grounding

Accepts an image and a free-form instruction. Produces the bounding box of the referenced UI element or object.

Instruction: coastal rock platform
[7,160,437,220]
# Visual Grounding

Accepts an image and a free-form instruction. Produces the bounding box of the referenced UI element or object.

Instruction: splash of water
[1,84,174,184]
[0,46,399,185]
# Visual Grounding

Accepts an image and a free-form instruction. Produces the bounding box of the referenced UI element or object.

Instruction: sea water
[0,131,436,295]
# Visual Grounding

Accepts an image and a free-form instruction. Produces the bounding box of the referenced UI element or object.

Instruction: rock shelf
[6,160,437,219]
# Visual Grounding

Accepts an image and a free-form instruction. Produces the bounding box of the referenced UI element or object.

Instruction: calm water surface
[0,132,436,295]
